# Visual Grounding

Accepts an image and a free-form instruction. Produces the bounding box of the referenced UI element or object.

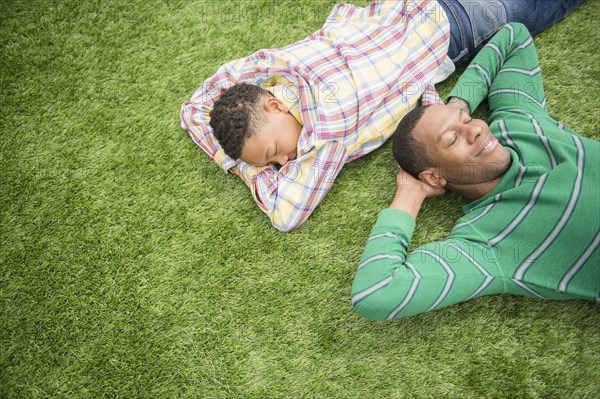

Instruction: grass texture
[1,0,599,398]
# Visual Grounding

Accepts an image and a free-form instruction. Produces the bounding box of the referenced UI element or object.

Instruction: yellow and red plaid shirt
[181,0,453,231]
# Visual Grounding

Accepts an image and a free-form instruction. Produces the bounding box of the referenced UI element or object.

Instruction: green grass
[1,0,599,398]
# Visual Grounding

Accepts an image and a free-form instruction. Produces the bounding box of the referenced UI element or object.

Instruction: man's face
[239,98,302,167]
[413,104,511,185]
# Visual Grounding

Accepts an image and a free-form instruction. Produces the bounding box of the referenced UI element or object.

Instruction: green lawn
[1,1,599,398]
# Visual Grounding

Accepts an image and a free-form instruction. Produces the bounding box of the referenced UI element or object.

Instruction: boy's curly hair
[209,83,269,160]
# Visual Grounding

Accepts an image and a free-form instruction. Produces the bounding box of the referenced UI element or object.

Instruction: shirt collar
[266,85,303,126]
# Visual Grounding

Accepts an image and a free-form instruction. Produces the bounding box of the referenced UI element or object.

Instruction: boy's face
[239,97,302,167]
[413,104,511,184]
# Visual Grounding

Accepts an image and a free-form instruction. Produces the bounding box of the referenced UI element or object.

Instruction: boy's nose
[276,154,288,165]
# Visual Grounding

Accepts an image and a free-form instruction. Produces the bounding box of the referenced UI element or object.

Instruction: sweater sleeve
[448,23,546,116]
[351,209,503,320]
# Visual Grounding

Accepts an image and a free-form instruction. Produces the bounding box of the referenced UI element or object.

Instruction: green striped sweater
[351,23,600,320]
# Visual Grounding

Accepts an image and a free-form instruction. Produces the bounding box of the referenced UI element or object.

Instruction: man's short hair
[209,83,270,160]
[392,104,434,178]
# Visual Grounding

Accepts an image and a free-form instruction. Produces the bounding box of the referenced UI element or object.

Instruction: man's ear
[263,96,288,114]
[419,168,447,188]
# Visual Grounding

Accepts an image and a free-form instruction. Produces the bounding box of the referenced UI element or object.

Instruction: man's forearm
[389,188,427,220]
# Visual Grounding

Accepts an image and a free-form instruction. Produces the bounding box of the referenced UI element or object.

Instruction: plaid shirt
[181,0,452,231]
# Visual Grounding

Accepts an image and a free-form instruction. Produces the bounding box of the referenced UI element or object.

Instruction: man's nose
[465,124,483,144]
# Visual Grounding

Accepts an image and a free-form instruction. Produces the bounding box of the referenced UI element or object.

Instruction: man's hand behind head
[389,167,445,219]
[395,167,446,199]
[447,96,471,115]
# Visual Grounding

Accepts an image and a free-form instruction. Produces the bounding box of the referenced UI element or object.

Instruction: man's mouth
[476,136,497,157]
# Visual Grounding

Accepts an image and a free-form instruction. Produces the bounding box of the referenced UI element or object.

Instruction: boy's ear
[419,168,447,188]
[264,96,288,113]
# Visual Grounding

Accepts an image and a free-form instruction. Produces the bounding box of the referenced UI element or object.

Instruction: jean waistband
[437,0,471,62]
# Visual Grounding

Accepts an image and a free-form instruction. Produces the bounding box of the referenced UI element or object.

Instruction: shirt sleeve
[240,140,349,232]
[180,58,251,173]
[447,23,546,115]
[351,209,502,320]
[420,83,443,106]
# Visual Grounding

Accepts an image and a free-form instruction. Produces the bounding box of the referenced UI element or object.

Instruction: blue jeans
[438,0,585,65]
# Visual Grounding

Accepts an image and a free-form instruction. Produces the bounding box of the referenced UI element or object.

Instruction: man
[351,22,599,320]
[181,1,582,232]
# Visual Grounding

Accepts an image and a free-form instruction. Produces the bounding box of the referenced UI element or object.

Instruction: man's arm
[447,96,471,115]
[447,23,546,115]
[351,170,503,320]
